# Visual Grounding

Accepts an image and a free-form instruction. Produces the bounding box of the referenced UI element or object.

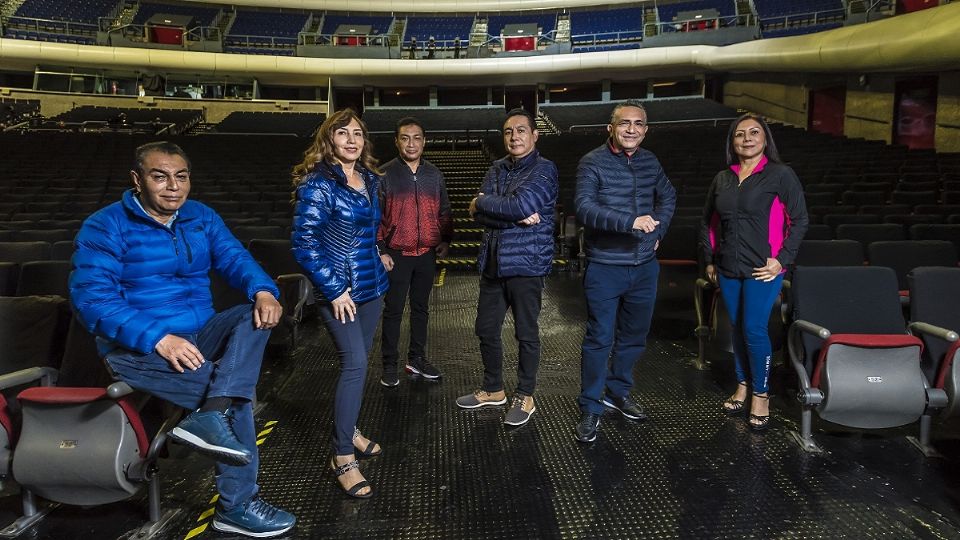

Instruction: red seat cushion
[17,387,149,456]
[812,334,924,388]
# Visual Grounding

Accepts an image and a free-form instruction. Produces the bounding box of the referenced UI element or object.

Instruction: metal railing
[569,115,738,133]
[648,14,743,34]
[569,30,644,45]
[224,34,297,48]
[2,15,97,35]
[758,8,845,28]
[297,31,392,47]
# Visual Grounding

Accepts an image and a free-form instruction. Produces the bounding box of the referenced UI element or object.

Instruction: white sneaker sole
[503,406,537,426]
[212,519,294,538]
[169,427,251,465]
[601,398,645,420]
[405,364,441,379]
[456,397,507,409]
[380,377,399,387]
[574,431,598,443]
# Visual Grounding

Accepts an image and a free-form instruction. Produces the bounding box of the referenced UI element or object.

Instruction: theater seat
[4,380,185,537]
[247,239,312,351]
[908,267,960,419]
[788,266,946,455]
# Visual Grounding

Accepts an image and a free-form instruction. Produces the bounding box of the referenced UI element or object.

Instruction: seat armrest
[926,387,948,409]
[793,319,831,339]
[276,273,309,320]
[908,322,959,343]
[107,381,135,399]
[797,387,824,406]
[0,367,57,390]
[695,278,715,291]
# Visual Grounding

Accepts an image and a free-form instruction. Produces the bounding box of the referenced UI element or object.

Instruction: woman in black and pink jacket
[699,113,808,431]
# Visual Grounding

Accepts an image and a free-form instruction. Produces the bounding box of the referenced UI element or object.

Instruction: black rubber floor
[3,271,960,539]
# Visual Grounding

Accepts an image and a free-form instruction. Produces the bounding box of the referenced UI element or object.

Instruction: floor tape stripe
[184,523,208,540]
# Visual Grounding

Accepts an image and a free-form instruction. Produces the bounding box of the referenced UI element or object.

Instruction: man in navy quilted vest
[456,108,559,427]
[573,100,677,443]
[70,142,296,538]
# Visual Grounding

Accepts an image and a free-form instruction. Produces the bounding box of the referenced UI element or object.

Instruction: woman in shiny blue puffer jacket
[291,109,388,499]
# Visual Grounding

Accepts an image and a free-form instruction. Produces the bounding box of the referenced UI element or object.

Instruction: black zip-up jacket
[699,159,809,279]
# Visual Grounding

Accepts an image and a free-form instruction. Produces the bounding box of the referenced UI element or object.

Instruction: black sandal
[353,427,382,458]
[748,393,771,431]
[330,457,373,499]
[722,382,748,415]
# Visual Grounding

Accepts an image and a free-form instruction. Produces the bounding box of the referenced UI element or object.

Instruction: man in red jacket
[378,117,453,387]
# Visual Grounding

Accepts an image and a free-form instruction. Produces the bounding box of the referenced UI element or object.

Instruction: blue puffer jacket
[576,142,677,266]
[292,161,389,304]
[70,189,280,355]
[475,149,559,278]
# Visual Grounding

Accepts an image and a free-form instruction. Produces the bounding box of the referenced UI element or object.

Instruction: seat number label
[59,440,78,449]
[866,376,883,383]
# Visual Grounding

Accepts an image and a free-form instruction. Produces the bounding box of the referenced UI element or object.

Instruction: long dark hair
[724,113,782,166]
[292,108,380,188]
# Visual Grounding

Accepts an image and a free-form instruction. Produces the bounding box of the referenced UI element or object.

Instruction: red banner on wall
[504,36,535,52]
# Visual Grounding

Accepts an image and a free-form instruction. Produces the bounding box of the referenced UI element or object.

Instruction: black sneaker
[406,357,440,379]
[602,394,647,421]
[575,412,601,443]
[380,364,399,387]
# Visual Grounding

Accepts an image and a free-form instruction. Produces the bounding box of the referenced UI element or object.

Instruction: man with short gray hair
[574,100,677,443]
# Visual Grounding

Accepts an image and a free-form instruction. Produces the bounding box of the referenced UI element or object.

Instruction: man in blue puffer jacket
[70,142,296,538]
[455,108,559,427]
[573,100,677,443]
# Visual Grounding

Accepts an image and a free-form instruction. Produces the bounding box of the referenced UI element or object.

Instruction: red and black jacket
[378,158,453,256]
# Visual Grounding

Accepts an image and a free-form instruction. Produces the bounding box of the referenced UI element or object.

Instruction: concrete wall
[0,88,328,123]
[724,72,960,151]
[937,72,960,153]
[723,79,808,127]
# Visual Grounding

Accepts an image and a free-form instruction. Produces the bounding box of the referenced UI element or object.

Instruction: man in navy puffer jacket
[573,101,677,443]
[455,108,558,428]
[71,142,295,538]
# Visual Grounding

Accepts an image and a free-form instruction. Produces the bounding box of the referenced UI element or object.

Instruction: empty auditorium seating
[404,16,474,43]
[909,267,960,419]
[570,7,643,43]
[226,10,309,46]
[788,265,946,454]
[215,112,324,137]
[867,240,958,291]
[247,239,311,350]
[15,260,71,298]
[835,223,905,250]
[134,2,221,27]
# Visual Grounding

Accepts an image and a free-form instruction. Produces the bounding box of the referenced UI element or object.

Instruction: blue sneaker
[168,410,252,466]
[212,497,296,538]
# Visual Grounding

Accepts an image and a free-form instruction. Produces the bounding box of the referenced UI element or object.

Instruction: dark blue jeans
[578,260,659,414]
[319,296,383,455]
[717,274,784,394]
[104,304,270,511]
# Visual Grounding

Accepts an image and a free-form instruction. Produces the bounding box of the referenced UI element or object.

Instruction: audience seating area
[657,0,737,26]
[214,112,325,137]
[569,7,644,43]
[12,0,115,23]
[225,10,309,47]
[362,107,507,133]
[319,15,393,36]
[133,2,221,27]
[404,16,474,44]
[0,0,887,53]
[487,13,557,36]
[541,99,739,131]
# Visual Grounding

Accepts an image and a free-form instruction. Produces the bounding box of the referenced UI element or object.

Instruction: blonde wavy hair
[291,108,380,187]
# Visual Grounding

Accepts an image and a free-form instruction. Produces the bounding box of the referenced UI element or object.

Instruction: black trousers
[381,249,436,367]
[475,275,544,396]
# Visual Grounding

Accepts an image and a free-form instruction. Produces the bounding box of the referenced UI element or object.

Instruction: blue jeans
[578,260,659,414]
[104,304,270,511]
[717,274,784,394]
[319,296,383,455]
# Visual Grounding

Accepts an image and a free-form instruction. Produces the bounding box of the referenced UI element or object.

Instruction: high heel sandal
[722,382,748,416]
[353,427,382,458]
[748,393,771,431]
[330,457,373,499]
